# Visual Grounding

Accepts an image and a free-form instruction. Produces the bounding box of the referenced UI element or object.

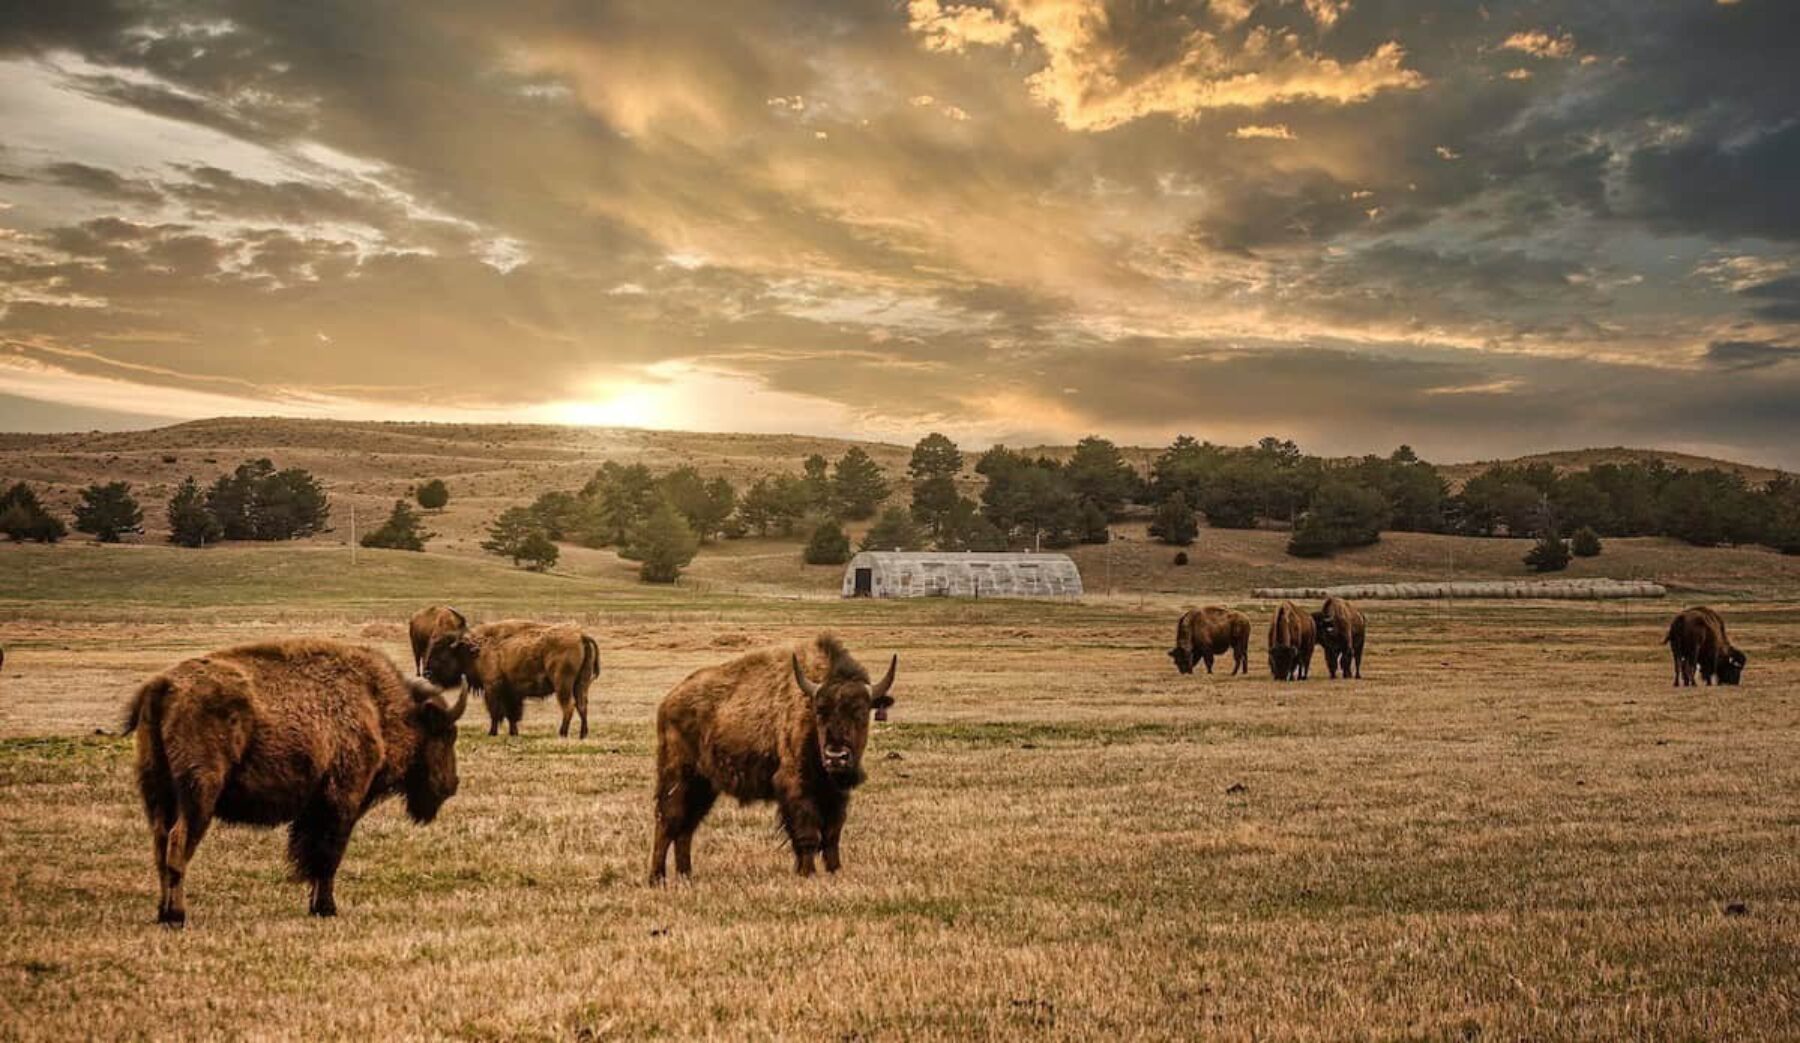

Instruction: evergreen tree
[361,500,433,551]
[204,459,329,540]
[515,530,560,572]
[658,467,734,540]
[630,501,700,583]
[1076,500,1111,544]
[830,447,889,520]
[803,519,852,565]
[416,479,450,511]
[482,506,554,568]
[1570,526,1603,558]
[1285,482,1389,558]
[167,477,223,548]
[1065,435,1138,516]
[0,482,66,543]
[73,481,142,542]
[1524,529,1572,572]
[861,506,925,551]
[799,454,834,514]
[1149,491,1198,546]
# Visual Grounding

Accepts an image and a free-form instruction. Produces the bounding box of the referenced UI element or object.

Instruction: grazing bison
[122,639,465,926]
[1665,606,1746,687]
[650,634,897,882]
[1311,597,1367,680]
[1169,606,1251,675]
[1266,601,1316,681]
[424,621,600,738]
[408,605,466,674]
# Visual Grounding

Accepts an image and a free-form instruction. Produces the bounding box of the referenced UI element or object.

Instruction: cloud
[907,0,1018,54]
[1231,123,1295,140]
[1499,30,1576,60]
[1704,340,1800,371]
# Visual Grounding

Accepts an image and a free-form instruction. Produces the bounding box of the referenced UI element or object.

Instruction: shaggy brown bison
[1169,606,1251,675]
[1665,606,1746,687]
[650,634,896,882]
[424,620,600,738]
[1267,601,1316,681]
[1311,596,1367,679]
[122,639,465,926]
[408,604,466,674]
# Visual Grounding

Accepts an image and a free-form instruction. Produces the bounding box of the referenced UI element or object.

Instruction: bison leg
[289,803,356,917]
[506,691,524,737]
[161,778,220,927]
[672,783,715,878]
[820,797,849,874]
[556,689,574,738]
[777,798,824,877]
[1202,653,1215,674]
[651,772,714,882]
[573,676,592,742]
[482,688,504,735]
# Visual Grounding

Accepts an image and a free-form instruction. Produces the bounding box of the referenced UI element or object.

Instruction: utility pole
[350,503,357,566]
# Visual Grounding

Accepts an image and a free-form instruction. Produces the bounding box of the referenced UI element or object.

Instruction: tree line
[2,460,331,548]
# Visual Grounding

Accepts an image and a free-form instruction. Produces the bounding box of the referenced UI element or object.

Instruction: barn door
[853,568,873,596]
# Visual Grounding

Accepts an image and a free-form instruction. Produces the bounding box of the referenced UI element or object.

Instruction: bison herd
[116,601,1747,925]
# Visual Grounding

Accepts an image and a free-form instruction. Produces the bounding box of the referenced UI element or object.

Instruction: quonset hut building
[841,551,1083,599]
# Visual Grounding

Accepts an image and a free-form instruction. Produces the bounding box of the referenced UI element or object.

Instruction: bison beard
[123,640,465,926]
[650,634,896,882]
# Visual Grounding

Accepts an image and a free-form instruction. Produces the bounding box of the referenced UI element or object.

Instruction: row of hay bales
[1251,579,1667,600]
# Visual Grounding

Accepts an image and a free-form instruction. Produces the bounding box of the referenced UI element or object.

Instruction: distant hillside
[1437,447,1789,489]
[0,418,1787,545]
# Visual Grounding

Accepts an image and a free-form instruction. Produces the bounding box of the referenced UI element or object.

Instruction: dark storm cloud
[1,0,1797,462]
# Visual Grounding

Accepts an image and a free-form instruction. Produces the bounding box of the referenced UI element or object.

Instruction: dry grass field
[3,536,1799,1040]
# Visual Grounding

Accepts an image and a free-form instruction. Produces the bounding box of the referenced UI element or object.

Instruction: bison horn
[445,685,469,722]
[871,655,897,702]
[791,654,820,699]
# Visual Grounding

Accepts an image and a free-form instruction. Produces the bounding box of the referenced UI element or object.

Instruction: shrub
[416,479,450,511]
[803,519,852,565]
[73,481,143,542]
[1286,482,1389,558]
[630,501,700,583]
[1173,551,1189,566]
[0,482,66,543]
[515,531,560,572]
[1570,526,1602,558]
[167,477,223,548]
[1149,491,1197,546]
[1524,529,1572,572]
[361,500,433,551]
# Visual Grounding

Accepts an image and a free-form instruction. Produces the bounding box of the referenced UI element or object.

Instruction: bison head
[422,631,478,689]
[1312,611,1337,647]
[792,653,896,789]
[403,679,466,823]
[1168,646,1195,674]
[1718,646,1748,685]
[1268,644,1297,680]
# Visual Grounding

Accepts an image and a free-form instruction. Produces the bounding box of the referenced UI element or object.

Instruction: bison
[408,604,466,674]
[122,639,466,926]
[1169,606,1251,675]
[650,634,897,882]
[1267,600,1316,681]
[1311,596,1367,680]
[1665,606,1746,687]
[423,620,600,738]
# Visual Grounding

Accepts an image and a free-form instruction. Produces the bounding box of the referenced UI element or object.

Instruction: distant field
[2,538,1799,1039]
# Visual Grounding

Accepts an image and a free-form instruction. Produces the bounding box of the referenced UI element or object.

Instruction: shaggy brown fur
[122,639,465,926]
[424,621,600,738]
[649,634,897,882]
[1169,607,1251,676]
[1311,597,1367,680]
[408,605,466,674]
[1267,601,1316,681]
[1664,606,1746,687]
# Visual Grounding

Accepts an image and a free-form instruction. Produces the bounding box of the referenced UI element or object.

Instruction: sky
[0,0,1796,465]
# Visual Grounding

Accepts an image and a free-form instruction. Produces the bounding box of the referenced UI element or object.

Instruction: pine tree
[860,506,925,551]
[0,482,66,543]
[483,506,553,567]
[1524,529,1572,572]
[1149,491,1197,546]
[167,477,223,547]
[803,519,852,565]
[73,481,143,542]
[831,447,890,520]
[361,500,434,551]
[630,501,701,583]
[1570,526,1602,558]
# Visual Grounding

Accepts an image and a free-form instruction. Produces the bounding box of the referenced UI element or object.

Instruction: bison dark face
[1312,612,1337,647]
[1268,644,1296,680]
[403,681,467,823]
[1169,646,1195,675]
[793,654,896,789]
[422,632,477,689]
[1718,647,1747,685]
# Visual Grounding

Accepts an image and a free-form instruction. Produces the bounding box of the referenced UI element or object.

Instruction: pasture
[2,543,1799,1040]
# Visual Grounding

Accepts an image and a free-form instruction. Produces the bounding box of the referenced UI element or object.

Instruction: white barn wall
[843,551,1084,599]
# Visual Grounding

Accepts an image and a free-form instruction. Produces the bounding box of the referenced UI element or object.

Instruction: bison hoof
[157,907,186,928]
[310,900,337,918]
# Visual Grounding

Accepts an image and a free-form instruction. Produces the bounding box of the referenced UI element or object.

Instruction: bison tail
[121,675,169,737]
[580,635,600,683]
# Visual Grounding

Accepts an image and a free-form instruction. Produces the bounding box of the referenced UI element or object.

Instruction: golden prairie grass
[3,551,1798,1040]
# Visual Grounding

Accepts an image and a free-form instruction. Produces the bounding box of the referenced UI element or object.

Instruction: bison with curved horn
[1664,606,1746,687]
[650,634,896,882]
[423,621,600,738]
[408,604,466,674]
[1169,606,1251,676]
[122,639,466,926]
[1311,596,1367,679]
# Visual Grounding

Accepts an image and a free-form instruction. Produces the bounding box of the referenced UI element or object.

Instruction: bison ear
[870,655,897,707]
[791,654,821,700]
